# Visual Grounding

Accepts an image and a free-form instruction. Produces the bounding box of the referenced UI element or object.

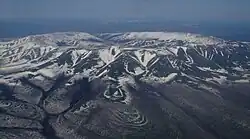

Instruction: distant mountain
[1,32,250,139]
[1,20,250,41]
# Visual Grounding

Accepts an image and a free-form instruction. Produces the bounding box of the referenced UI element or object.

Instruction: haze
[1,0,250,22]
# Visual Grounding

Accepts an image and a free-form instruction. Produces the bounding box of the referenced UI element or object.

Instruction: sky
[0,0,250,22]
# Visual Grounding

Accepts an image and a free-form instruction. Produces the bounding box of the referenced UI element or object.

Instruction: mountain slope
[1,32,250,139]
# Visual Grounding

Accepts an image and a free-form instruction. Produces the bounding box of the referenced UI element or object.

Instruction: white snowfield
[99,32,226,46]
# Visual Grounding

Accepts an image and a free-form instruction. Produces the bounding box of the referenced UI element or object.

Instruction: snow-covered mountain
[1,32,250,139]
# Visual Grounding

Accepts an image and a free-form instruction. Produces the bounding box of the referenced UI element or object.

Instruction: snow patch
[234,79,249,83]
[197,67,228,74]
[205,76,227,84]
[141,73,178,84]
[134,50,156,67]
[99,46,122,64]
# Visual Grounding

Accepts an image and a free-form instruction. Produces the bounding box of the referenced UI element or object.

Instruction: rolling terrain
[1,32,250,139]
